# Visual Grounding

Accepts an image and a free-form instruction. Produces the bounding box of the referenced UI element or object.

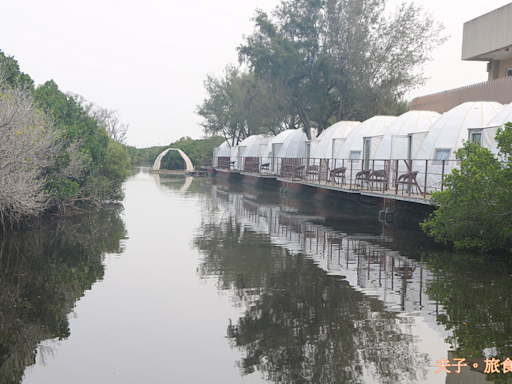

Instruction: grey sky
[2,0,511,147]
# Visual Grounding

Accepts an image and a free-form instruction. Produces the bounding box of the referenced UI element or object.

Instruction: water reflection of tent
[213,186,436,315]
[208,186,452,367]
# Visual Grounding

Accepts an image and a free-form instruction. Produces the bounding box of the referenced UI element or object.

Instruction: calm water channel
[1,167,510,384]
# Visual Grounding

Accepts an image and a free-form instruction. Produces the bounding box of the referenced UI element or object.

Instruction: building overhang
[461,2,512,62]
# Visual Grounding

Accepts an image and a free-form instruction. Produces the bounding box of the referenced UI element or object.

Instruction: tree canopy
[197,0,444,143]
[196,65,294,145]
[0,50,132,228]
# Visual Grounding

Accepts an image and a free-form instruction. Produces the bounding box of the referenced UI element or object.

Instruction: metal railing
[217,156,463,198]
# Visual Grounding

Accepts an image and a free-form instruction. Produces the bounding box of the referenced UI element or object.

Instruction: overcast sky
[2,0,511,147]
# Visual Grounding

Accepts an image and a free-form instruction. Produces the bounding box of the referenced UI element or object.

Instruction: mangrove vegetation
[0,51,131,229]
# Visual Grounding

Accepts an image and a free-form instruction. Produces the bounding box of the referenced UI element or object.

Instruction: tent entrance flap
[332,138,346,159]
[271,143,283,173]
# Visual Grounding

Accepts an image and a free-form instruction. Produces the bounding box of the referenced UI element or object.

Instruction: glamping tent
[234,135,272,171]
[336,116,396,161]
[311,121,361,160]
[372,110,441,160]
[277,128,317,158]
[261,130,297,174]
[261,129,317,174]
[467,103,512,157]
[370,110,441,174]
[213,141,237,168]
[334,116,396,181]
[413,101,503,192]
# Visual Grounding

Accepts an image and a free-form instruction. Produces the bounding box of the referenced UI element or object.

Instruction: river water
[1,167,510,384]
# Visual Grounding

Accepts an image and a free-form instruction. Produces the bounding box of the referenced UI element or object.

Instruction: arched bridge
[151,148,206,176]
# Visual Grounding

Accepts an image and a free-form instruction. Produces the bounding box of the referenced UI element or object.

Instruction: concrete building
[462,2,512,80]
[413,2,512,113]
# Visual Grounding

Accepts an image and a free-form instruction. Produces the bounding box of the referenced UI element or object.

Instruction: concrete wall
[462,3,512,61]
[487,56,512,81]
[498,56,512,77]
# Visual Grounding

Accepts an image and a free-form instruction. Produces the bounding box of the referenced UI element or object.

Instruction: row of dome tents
[213,101,511,193]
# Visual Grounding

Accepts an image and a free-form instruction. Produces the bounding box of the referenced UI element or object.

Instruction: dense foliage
[197,0,444,143]
[0,51,131,228]
[196,66,295,144]
[421,123,512,252]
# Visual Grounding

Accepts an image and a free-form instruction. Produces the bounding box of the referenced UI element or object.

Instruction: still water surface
[4,167,510,383]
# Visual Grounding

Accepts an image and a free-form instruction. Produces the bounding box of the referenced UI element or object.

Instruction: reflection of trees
[425,253,512,382]
[0,207,126,384]
[194,210,428,384]
[156,174,207,195]
[195,215,277,306]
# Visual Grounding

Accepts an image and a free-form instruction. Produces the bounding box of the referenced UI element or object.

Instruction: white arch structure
[152,148,194,172]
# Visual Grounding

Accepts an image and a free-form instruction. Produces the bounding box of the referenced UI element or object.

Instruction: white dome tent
[413,101,503,192]
[467,103,512,158]
[311,121,361,160]
[213,140,237,168]
[261,130,297,174]
[234,134,272,171]
[277,128,317,158]
[337,116,396,161]
[335,116,396,182]
[373,110,440,160]
[261,129,317,175]
[371,110,441,176]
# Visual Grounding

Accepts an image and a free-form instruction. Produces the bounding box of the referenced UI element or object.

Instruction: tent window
[433,149,450,164]
[470,132,482,146]
[508,68,512,77]
[349,151,361,162]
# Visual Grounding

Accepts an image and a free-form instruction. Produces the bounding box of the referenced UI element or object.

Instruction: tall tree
[68,93,129,144]
[196,65,294,145]
[0,50,34,90]
[238,0,446,138]
[0,73,61,227]
[239,1,328,140]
